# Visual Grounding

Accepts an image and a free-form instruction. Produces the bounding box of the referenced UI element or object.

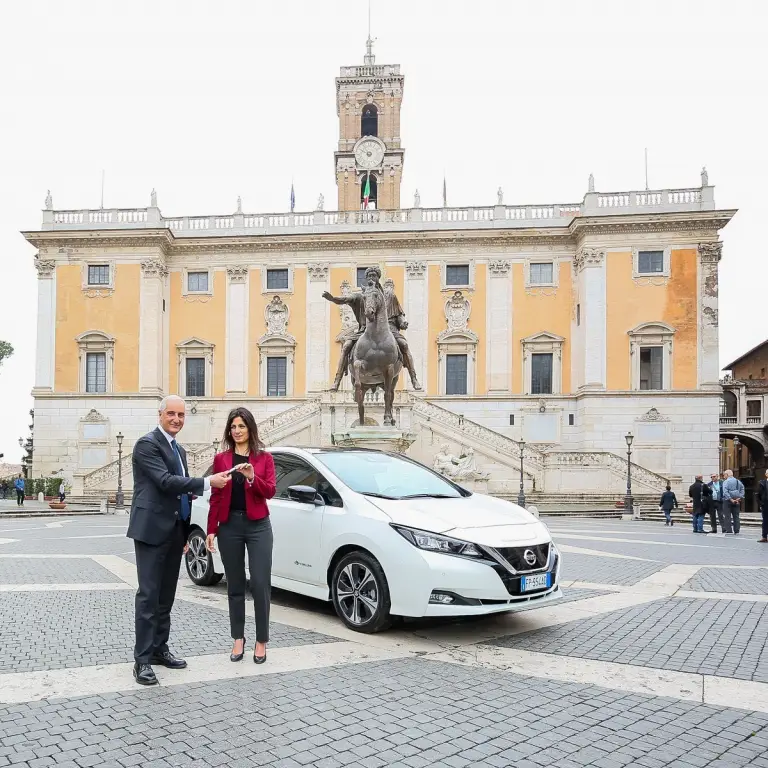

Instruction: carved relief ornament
[265,295,289,335]
[406,261,426,278]
[308,263,329,282]
[573,248,605,273]
[34,258,56,278]
[488,259,511,276]
[445,291,471,332]
[698,242,723,263]
[226,265,249,284]
[140,259,168,279]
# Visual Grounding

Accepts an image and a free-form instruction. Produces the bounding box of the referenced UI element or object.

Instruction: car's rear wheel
[185,528,223,586]
[331,551,392,633]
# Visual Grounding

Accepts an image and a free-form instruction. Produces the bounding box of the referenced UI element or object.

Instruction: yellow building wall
[510,262,572,394]
[606,248,698,390]
[328,266,354,384]
[169,270,227,396]
[54,263,141,393]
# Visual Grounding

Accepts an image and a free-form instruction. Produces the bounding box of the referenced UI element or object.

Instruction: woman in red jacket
[206,407,276,664]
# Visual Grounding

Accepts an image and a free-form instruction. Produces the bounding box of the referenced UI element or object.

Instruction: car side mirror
[287,485,323,506]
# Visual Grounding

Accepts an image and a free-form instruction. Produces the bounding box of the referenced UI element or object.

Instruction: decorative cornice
[308,263,330,281]
[34,259,56,278]
[571,211,735,238]
[488,259,511,276]
[82,288,115,299]
[698,241,723,263]
[141,259,168,279]
[226,265,249,284]
[405,260,426,278]
[573,248,605,273]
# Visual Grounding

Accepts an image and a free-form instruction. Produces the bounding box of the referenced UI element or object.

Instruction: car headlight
[391,525,486,559]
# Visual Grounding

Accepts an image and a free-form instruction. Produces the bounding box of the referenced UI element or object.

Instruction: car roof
[267,446,386,454]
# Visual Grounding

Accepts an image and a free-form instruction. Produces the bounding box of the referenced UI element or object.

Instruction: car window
[271,454,342,507]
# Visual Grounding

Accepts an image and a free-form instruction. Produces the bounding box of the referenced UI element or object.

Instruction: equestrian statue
[322,266,421,427]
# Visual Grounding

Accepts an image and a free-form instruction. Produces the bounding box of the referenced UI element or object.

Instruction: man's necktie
[171,439,191,521]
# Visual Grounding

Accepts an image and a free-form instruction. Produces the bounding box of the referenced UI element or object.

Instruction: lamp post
[212,438,220,454]
[115,432,125,511]
[625,432,634,514]
[733,436,740,474]
[517,439,526,508]
[18,437,28,479]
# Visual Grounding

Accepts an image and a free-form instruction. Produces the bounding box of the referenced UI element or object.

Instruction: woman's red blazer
[207,450,276,536]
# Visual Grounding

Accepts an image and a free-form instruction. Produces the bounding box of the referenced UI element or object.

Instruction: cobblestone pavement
[2,515,768,766]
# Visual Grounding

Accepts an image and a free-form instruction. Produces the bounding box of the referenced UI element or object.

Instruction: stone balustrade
[40,185,716,237]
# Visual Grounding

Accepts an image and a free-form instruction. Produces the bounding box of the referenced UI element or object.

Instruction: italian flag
[363,172,371,209]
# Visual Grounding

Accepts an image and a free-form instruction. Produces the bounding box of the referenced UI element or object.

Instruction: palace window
[76,330,115,394]
[637,250,664,274]
[720,391,737,418]
[356,267,370,289]
[187,271,209,293]
[87,265,110,286]
[628,322,675,391]
[445,354,468,396]
[529,262,554,285]
[267,357,287,397]
[639,347,663,390]
[266,269,289,291]
[521,332,564,395]
[531,353,554,395]
[747,400,762,421]
[446,265,470,287]
[361,103,378,137]
[185,358,206,398]
[360,173,378,209]
[85,353,107,393]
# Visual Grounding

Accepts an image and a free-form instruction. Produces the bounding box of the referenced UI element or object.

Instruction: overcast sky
[1,0,765,463]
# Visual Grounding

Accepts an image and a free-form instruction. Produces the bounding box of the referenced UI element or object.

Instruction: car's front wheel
[185,529,223,586]
[331,551,392,633]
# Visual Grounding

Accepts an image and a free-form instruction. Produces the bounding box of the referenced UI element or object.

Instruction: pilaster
[138,259,167,394]
[33,259,57,392]
[404,261,428,390]
[307,263,330,392]
[575,248,606,390]
[698,241,722,389]
[226,266,249,394]
[487,260,512,393]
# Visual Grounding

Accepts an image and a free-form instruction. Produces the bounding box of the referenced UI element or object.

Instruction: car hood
[363,493,550,546]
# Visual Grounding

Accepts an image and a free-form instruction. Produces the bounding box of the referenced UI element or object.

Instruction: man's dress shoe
[133,663,158,686]
[151,649,187,669]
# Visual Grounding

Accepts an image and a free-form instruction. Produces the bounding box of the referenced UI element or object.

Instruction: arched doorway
[720,431,767,512]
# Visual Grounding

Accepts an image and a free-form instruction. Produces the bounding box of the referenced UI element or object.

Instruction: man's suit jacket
[127,428,204,546]
[688,481,704,512]
[758,479,768,512]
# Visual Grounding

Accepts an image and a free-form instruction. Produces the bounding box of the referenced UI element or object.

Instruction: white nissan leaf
[186,447,561,633]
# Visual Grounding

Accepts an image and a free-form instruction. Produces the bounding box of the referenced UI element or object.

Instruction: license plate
[521,573,551,592]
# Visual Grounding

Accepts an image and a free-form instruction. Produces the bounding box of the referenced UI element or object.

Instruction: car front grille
[491,543,550,573]
[492,551,559,597]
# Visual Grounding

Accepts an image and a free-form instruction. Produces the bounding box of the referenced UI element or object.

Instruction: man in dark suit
[127,395,230,685]
[688,475,706,533]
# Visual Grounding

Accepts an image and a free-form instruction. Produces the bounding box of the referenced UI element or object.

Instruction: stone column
[139,259,167,394]
[698,242,722,389]
[405,261,428,390]
[226,266,249,394]
[575,248,606,390]
[307,264,330,392]
[487,260,512,393]
[33,259,57,391]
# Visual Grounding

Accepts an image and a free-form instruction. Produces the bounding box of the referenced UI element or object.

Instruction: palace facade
[23,45,734,501]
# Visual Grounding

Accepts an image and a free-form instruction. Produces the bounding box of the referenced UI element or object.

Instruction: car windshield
[315,451,466,499]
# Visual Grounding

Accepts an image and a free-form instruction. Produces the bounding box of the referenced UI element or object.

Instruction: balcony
[38,185,718,238]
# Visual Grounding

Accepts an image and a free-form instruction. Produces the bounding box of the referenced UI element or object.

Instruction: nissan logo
[523,549,537,566]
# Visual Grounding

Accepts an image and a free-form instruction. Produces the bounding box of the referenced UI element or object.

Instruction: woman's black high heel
[230,638,245,663]
[253,643,267,664]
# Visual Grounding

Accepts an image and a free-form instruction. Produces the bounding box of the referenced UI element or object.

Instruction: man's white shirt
[158,426,211,493]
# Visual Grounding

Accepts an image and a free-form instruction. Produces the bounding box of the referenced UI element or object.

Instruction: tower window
[361,103,378,137]
[361,173,378,209]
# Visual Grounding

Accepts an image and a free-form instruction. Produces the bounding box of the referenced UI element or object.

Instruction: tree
[0,341,13,368]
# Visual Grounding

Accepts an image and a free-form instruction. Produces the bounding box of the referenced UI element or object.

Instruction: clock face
[355,138,384,170]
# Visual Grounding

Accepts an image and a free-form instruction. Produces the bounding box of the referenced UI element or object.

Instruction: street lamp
[733,436,740,474]
[625,432,634,514]
[115,432,125,511]
[212,438,220,454]
[517,439,526,508]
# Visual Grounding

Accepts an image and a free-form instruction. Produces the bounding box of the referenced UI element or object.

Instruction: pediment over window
[75,330,116,345]
[257,333,296,350]
[176,336,215,350]
[627,322,676,337]
[437,328,479,346]
[521,331,565,345]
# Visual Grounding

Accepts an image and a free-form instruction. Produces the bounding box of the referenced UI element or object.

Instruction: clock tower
[335,38,405,211]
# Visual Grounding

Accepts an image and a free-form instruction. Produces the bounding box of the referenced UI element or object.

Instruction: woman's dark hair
[665,485,671,491]
[221,407,264,454]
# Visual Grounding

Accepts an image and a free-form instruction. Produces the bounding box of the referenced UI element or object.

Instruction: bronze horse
[350,283,403,427]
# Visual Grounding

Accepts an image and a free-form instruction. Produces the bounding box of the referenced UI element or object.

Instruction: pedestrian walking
[688,475,706,533]
[708,473,726,533]
[206,407,276,665]
[13,474,25,506]
[659,485,678,525]
[757,469,768,543]
[0,480,7,499]
[126,395,231,686]
[722,469,745,535]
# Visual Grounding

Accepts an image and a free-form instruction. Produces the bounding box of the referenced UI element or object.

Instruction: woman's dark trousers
[217,512,273,643]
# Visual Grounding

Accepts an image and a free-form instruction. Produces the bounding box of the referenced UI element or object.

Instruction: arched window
[720,391,737,418]
[361,173,378,209]
[361,104,378,137]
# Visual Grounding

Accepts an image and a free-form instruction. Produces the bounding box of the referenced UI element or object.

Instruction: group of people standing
[126,396,276,686]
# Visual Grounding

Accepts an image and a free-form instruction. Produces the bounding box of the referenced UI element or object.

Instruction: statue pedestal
[333,427,416,454]
[457,478,489,494]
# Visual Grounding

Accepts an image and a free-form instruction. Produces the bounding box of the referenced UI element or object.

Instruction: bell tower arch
[335,39,405,211]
